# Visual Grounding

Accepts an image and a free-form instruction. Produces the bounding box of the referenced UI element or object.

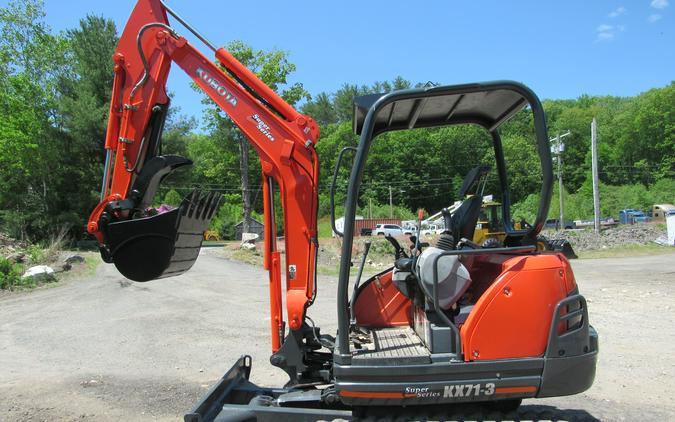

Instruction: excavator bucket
[105,190,221,282]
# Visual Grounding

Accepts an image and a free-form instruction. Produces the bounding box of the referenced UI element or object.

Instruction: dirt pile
[543,224,667,251]
[0,232,29,257]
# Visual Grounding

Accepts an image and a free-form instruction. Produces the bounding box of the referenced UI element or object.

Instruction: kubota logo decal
[196,67,237,107]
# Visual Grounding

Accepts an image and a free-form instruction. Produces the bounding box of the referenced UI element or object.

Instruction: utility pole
[557,133,564,231]
[238,133,251,235]
[591,118,601,234]
[551,131,571,231]
[389,186,393,218]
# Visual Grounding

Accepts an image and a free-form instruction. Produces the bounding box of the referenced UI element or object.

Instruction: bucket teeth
[200,192,215,220]
[207,193,220,219]
[178,190,222,234]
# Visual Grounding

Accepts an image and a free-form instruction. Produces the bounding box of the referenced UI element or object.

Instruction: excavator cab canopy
[353,83,528,136]
[350,81,553,238]
[334,80,554,359]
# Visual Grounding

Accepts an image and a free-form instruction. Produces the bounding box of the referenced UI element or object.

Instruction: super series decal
[250,114,275,141]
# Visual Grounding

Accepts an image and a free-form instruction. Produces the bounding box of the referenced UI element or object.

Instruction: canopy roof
[352,82,531,136]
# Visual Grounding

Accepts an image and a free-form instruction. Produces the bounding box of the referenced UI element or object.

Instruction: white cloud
[651,0,669,9]
[596,31,615,41]
[609,6,627,17]
[595,24,616,41]
[617,25,626,32]
[648,13,662,22]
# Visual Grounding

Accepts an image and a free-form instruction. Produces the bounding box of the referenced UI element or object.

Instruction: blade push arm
[88,0,320,349]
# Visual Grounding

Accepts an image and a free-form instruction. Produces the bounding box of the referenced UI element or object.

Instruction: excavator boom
[88,0,319,351]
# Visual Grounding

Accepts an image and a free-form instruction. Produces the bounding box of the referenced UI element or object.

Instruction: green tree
[303,77,413,125]
[619,83,674,184]
[162,108,197,160]
[59,15,117,156]
[52,15,118,237]
[200,40,309,233]
[0,0,70,239]
[301,92,336,126]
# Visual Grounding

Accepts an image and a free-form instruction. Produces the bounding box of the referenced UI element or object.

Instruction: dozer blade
[106,190,221,281]
[185,355,353,422]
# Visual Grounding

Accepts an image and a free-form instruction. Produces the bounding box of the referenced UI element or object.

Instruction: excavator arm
[87,0,320,352]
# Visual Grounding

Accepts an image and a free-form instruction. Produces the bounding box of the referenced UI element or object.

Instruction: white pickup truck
[371,224,413,236]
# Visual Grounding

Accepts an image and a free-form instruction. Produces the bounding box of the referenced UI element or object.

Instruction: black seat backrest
[449,195,482,242]
[442,165,491,243]
[459,165,491,197]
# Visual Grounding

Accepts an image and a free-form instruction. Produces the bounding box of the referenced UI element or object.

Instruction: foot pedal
[105,190,221,281]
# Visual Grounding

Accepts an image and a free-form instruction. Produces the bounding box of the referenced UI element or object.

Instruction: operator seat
[444,165,491,244]
[449,195,482,242]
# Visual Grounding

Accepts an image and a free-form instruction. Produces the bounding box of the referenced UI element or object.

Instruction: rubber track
[317,403,600,422]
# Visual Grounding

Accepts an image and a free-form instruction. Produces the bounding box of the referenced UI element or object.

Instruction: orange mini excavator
[88,1,598,420]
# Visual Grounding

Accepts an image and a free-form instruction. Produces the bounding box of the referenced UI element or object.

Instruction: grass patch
[218,246,266,267]
[84,255,100,274]
[316,264,384,278]
[231,249,264,266]
[578,243,675,259]
[0,256,24,290]
[318,217,333,239]
[60,253,100,282]
[202,240,226,247]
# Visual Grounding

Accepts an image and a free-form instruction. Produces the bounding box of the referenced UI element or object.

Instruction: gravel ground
[543,224,668,251]
[1,249,675,421]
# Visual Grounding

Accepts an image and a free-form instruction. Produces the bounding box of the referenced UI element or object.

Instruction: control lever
[441,207,453,232]
[384,234,407,259]
[458,237,481,249]
[408,235,429,254]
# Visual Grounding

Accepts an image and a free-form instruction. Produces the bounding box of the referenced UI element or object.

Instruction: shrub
[367,238,395,257]
[163,189,183,206]
[211,201,243,240]
[25,244,44,264]
[43,227,69,263]
[0,257,23,290]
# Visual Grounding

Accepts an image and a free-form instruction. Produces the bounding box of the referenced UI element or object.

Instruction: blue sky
[4,0,674,125]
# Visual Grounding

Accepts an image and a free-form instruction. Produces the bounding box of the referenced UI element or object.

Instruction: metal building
[234,217,265,241]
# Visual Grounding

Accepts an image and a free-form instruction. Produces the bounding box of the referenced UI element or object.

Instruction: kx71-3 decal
[404,383,496,399]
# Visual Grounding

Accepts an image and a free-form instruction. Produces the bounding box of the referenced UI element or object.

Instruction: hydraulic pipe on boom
[87,0,320,353]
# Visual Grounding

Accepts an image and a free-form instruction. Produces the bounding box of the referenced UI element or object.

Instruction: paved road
[1,250,674,421]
